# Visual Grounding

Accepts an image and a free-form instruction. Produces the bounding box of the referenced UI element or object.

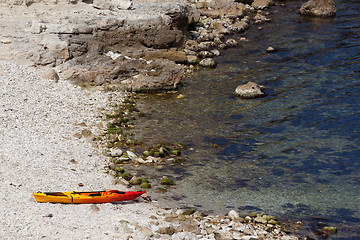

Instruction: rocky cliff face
[0,0,255,91]
[0,0,197,91]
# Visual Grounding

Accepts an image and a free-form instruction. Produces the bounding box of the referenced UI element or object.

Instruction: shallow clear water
[130,0,360,237]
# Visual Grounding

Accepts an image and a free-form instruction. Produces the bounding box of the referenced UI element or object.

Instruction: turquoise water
[130,0,360,238]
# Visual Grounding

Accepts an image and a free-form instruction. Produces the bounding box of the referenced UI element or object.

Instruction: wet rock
[211,49,220,56]
[161,176,174,185]
[226,38,238,47]
[235,81,265,99]
[199,58,217,68]
[132,226,153,239]
[298,0,336,17]
[230,20,249,33]
[126,151,137,160]
[214,230,233,240]
[254,13,271,24]
[252,0,274,10]
[237,0,254,4]
[254,216,267,224]
[184,40,200,52]
[198,41,216,51]
[323,226,337,234]
[183,209,195,215]
[266,46,276,53]
[186,55,199,65]
[140,182,151,189]
[198,51,214,58]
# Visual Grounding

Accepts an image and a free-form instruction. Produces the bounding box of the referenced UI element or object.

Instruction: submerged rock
[298,0,336,17]
[199,58,217,68]
[235,81,266,99]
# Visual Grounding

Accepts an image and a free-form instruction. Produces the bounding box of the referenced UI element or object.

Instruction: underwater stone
[235,81,266,99]
[161,176,174,185]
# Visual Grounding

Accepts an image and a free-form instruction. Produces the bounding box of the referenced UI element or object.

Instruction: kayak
[33,190,146,204]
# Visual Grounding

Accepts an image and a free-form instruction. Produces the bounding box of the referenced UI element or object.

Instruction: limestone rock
[38,67,60,82]
[266,46,276,53]
[298,0,336,17]
[93,0,132,10]
[186,55,199,65]
[235,81,265,99]
[171,232,198,240]
[129,176,140,185]
[228,210,240,221]
[110,149,123,157]
[199,58,217,68]
[157,225,177,235]
[252,0,274,10]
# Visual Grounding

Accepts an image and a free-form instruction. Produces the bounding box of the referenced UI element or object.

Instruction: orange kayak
[33,190,146,204]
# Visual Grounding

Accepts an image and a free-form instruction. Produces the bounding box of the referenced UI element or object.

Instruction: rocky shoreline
[0,0,339,239]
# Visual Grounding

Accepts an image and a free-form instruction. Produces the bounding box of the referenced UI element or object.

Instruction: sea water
[130,0,360,238]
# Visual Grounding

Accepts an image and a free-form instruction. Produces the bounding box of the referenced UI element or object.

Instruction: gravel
[0,61,164,239]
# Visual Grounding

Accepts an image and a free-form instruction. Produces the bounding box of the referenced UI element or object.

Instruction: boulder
[228,210,240,221]
[235,81,265,98]
[199,58,217,68]
[93,0,132,10]
[298,0,336,17]
[252,0,274,10]
[38,67,60,82]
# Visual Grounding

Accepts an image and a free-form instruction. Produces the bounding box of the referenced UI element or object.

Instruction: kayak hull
[33,190,146,204]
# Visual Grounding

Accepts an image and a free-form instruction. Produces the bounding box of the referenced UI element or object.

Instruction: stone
[198,41,216,51]
[126,151,137,160]
[322,226,337,234]
[140,182,151,189]
[38,67,60,82]
[298,0,336,17]
[211,49,220,56]
[198,51,214,58]
[110,148,123,157]
[1,39,12,44]
[161,176,174,185]
[228,210,240,221]
[187,55,199,65]
[226,39,238,47]
[185,40,200,51]
[266,46,276,53]
[235,81,266,99]
[254,13,271,24]
[252,0,274,10]
[183,209,195,215]
[93,0,132,10]
[171,232,198,240]
[254,216,267,224]
[129,176,140,185]
[199,58,217,68]
[157,225,177,235]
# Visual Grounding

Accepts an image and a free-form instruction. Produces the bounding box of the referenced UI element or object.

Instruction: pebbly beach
[0,0,340,239]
